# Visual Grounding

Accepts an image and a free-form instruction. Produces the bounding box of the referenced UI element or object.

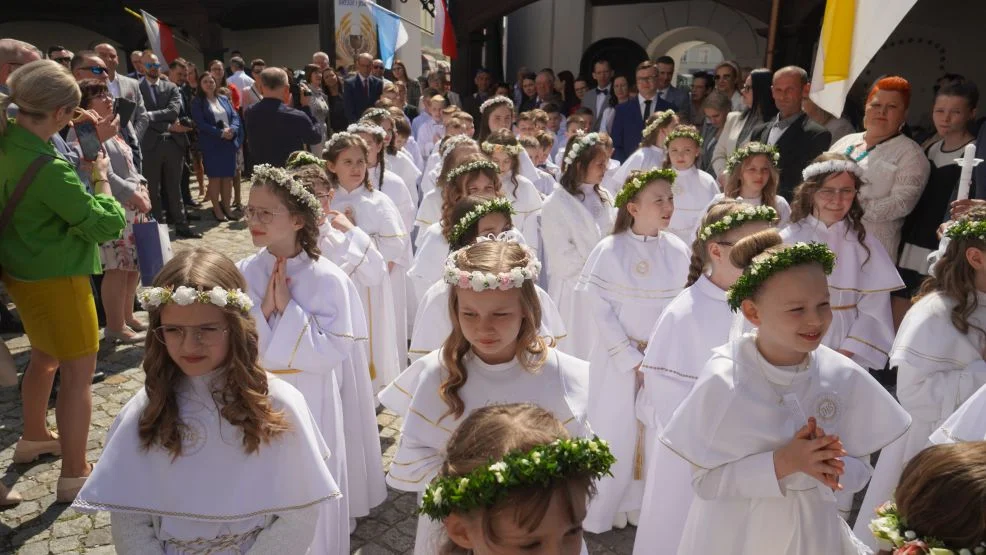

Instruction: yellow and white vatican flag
[809,0,918,117]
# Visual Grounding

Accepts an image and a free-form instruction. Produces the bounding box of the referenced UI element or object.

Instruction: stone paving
[0,185,637,554]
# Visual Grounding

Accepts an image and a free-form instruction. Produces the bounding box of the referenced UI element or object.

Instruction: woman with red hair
[829,76,930,326]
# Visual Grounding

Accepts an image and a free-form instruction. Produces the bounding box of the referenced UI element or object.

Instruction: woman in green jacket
[0,60,125,503]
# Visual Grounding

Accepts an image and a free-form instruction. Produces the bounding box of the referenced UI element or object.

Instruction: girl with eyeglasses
[71,248,343,554]
[236,164,375,554]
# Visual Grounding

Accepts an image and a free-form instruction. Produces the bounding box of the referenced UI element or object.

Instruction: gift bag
[133,219,173,286]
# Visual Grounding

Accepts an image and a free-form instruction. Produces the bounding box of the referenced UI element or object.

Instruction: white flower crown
[698,205,778,240]
[642,110,676,140]
[324,131,367,154]
[801,159,865,182]
[139,286,254,313]
[446,159,499,183]
[252,164,324,218]
[443,233,542,292]
[440,135,477,162]
[347,122,386,141]
[564,132,601,168]
[360,108,391,121]
[480,95,514,114]
[481,142,524,157]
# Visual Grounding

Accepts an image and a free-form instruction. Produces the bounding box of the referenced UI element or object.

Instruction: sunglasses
[145,62,162,69]
[81,66,107,75]
[52,57,72,64]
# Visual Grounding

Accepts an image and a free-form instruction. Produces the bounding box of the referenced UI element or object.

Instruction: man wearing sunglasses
[139,51,201,238]
[47,45,72,68]
[94,43,148,162]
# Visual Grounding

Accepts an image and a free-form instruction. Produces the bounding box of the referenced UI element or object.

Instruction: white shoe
[612,512,628,529]
[627,510,641,527]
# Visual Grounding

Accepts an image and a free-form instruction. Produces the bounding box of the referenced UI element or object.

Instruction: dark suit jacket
[244,98,321,167]
[611,95,676,162]
[138,78,185,150]
[191,95,243,153]
[462,92,490,124]
[751,113,832,199]
[343,74,383,123]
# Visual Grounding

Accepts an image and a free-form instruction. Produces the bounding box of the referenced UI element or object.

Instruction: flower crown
[139,286,254,313]
[614,168,677,208]
[324,131,367,154]
[443,235,541,292]
[943,215,986,241]
[285,151,323,169]
[359,108,391,122]
[346,122,386,141]
[726,241,836,311]
[252,164,323,219]
[725,142,780,174]
[480,95,514,114]
[440,135,477,162]
[698,205,779,241]
[663,126,704,148]
[446,159,499,184]
[420,436,615,520]
[448,197,516,245]
[642,110,676,140]
[481,142,524,157]
[870,501,986,555]
[564,131,601,168]
[801,158,864,182]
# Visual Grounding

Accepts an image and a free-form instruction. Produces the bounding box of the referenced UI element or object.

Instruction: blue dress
[191,95,242,177]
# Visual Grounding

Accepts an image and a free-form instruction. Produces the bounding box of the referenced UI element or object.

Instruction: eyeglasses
[145,62,162,70]
[372,65,384,70]
[314,192,332,200]
[816,188,857,200]
[637,76,656,82]
[81,66,107,75]
[153,324,228,346]
[243,206,283,223]
[740,85,752,93]
[52,57,72,64]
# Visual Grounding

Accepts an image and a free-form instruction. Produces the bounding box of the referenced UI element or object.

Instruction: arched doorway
[646,26,734,81]
[579,38,648,84]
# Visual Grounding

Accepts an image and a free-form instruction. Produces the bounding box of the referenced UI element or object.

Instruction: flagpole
[360,0,434,35]
[123,7,199,49]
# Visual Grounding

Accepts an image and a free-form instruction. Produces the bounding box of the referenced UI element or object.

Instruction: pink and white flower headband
[443,232,541,292]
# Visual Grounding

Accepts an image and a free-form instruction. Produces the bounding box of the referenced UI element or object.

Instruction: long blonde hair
[440,153,503,234]
[441,242,547,421]
[724,152,781,210]
[0,60,80,136]
[139,248,289,458]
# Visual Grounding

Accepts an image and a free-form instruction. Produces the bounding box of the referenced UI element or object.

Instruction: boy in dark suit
[611,61,675,162]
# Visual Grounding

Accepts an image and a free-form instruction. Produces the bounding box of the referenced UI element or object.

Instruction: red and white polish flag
[141,10,180,64]
[433,0,457,59]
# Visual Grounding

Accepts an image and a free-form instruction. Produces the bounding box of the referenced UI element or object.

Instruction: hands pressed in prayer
[262,258,293,320]
[773,417,846,491]
[328,210,355,232]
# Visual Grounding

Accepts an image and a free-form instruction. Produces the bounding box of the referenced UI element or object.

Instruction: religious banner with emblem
[336,0,379,68]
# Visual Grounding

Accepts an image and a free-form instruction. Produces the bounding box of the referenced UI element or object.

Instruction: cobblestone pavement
[0,186,637,554]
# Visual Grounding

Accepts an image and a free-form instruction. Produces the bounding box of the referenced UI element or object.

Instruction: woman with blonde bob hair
[0,59,125,502]
[379,238,592,555]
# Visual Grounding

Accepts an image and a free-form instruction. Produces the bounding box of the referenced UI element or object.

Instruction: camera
[178,116,195,128]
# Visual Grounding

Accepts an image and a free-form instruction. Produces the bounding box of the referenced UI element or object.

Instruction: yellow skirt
[2,274,99,360]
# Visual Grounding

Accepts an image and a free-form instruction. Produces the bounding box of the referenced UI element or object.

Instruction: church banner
[336,0,378,69]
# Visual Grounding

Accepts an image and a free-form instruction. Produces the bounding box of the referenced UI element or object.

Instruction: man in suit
[751,66,831,199]
[533,69,561,109]
[581,58,613,131]
[139,52,200,238]
[244,67,321,167]
[653,55,690,112]
[127,50,143,79]
[94,43,148,171]
[343,52,383,122]
[611,61,676,162]
[168,58,198,209]
[425,69,461,108]
[461,67,493,123]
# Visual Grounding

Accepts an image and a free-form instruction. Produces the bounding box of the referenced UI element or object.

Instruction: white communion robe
[72,373,342,555]
[577,230,691,533]
[667,166,720,243]
[500,170,544,252]
[661,335,910,555]
[414,187,442,244]
[371,165,417,239]
[931,381,986,445]
[379,348,591,555]
[709,192,791,227]
[781,216,904,370]
[532,166,557,197]
[407,279,567,365]
[633,275,734,554]
[236,250,371,553]
[406,223,449,310]
[332,184,413,371]
[541,184,616,360]
[853,291,986,548]
[418,165,441,201]
[318,220,402,393]
[385,151,422,207]
[602,145,666,198]
[421,149,441,186]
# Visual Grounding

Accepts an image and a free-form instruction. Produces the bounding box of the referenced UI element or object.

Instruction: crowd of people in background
[3,33,986,555]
